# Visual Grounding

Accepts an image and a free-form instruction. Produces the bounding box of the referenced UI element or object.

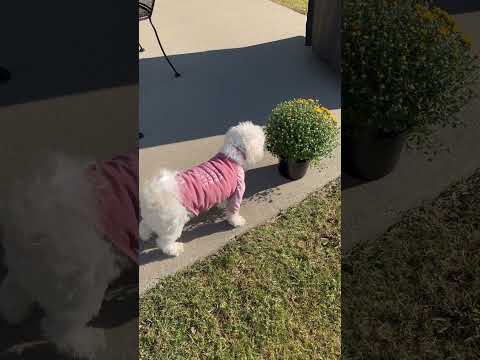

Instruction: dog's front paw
[161,242,184,257]
[227,213,246,227]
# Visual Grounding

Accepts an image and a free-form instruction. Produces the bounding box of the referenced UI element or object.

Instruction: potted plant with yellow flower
[265,98,338,180]
[343,0,480,180]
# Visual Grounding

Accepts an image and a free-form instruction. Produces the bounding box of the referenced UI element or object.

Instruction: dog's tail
[1,153,120,308]
[140,169,189,234]
[141,169,181,210]
[3,153,110,263]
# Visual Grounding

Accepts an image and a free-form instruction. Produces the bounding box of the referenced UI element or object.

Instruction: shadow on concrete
[139,163,291,265]
[0,1,137,107]
[244,163,290,200]
[90,267,138,329]
[432,0,480,14]
[341,173,370,190]
[139,36,341,148]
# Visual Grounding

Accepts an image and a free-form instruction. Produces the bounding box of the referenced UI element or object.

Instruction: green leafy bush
[343,0,480,152]
[265,99,338,166]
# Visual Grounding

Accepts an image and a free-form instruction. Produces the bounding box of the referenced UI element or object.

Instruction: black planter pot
[279,159,310,180]
[343,127,407,181]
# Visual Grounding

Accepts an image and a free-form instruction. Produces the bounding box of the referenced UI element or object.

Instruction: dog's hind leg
[154,217,187,257]
[141,168,189,257]
[0,273,34,324]
[39,252,118,360]
[40,274,109,359]
[42,314,106,360]
[139,220,154,241]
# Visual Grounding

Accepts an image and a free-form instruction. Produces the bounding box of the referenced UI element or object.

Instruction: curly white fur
[0,153,131,359]
[140,121,265,257]
[140,169,189,256]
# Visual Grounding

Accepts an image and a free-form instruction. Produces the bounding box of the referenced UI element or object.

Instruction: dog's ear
[245,125,266,164]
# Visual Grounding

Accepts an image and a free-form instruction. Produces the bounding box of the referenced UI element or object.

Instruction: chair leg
[305,0,315,46]
[148,17,181,78]
[139,43,145,52]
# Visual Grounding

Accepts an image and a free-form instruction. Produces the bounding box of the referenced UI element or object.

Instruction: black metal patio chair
[139,0,181,78]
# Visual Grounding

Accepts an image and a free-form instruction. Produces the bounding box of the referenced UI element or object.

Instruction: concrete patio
[139,0,341,294]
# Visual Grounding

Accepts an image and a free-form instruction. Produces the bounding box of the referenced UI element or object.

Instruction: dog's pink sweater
[176,153,245,217]
[88,152,139,264]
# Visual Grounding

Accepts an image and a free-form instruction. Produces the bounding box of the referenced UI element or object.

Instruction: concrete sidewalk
[139,0,341,294]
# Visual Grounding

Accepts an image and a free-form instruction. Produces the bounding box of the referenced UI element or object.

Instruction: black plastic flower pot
[279,158,310,180]
[342,127,407,181]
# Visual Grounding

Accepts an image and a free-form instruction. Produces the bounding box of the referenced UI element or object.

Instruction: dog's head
[222,121,265,169]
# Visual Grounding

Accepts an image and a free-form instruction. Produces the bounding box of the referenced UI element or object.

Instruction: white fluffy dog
[0,152,138,359]
[140,121,265,256]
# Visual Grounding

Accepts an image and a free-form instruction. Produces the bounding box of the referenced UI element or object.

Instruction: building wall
[309,0,341,73]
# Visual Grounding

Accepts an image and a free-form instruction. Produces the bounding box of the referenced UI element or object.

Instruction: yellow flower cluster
[297,98,316,106]
[293,99,337,126]
[416,5,453,24]
[462,35,473,47]
[439,26,450,36]
[416,5,435,22]
[314,106,337,125]
[416,4,472,47]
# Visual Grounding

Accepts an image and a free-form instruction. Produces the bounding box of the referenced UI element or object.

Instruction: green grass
[140,180,340,360]
[343,169,480,359]
[271,0,308,15]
